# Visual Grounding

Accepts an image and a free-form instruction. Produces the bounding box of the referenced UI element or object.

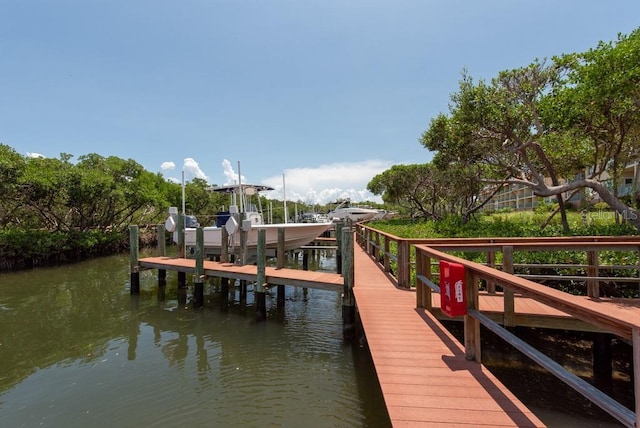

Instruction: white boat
[327,198,380,222]
[165,183,333,256]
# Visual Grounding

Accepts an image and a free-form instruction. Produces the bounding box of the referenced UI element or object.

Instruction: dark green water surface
[0,249,390,427]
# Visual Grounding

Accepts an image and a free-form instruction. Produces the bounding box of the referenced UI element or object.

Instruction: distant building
[482,161,640,211]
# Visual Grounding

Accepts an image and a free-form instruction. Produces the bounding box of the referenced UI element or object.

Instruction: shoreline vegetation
[0,225,158,271]
[1,209,637,272]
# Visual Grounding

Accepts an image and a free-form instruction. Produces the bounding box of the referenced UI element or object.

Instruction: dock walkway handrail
[355,223,640,427]
[414,243,640,428]
[356,223,640,295]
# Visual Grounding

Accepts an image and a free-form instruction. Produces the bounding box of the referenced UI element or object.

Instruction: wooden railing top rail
[422,241,640,252]
[358,224,640,245]
[415,244,640,341]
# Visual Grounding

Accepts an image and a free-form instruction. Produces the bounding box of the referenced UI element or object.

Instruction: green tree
[0,144,27,227]
[19,154,74,230]
[420,27,640,231]
[367,162,489,220]
[548,28,640,221]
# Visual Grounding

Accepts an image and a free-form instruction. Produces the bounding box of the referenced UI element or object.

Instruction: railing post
[416,248,424,308]
[502,245,515,327]
[486,246,496,294]
[365,227,371,254]
[398,239,410,288]
[373,230,380,262]
[587,249,600,297]
[464,270,480,362]
[415,249,432,310]
[384,236,390,273]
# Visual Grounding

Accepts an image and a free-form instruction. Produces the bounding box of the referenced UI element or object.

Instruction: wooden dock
[135,245,631,427]
[138,256,344,292]
[352,244,545,427]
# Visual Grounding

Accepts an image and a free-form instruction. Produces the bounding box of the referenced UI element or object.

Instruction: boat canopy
[207,184,274,193]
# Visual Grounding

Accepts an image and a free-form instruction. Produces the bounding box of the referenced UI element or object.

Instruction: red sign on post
[439,260,467,317]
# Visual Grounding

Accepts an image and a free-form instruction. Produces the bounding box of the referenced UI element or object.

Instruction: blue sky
[2,1,639,204]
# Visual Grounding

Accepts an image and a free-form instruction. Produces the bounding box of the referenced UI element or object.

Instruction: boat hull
[176,222,334,253]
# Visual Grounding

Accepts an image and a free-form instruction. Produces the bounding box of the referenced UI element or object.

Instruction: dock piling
[256,228,267,321]
[341,225,355,338]
[276,227,286,307]
[336,222,343,274]
[129,225,140,294]
[194,227,204,308]
[157,223,167,287]
[177,213,186,288]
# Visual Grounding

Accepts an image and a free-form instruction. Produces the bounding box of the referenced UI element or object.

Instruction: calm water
[0,248,390,428]
[0,247,631,428]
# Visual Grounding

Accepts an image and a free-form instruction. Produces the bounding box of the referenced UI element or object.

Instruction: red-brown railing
[355,223,640,427]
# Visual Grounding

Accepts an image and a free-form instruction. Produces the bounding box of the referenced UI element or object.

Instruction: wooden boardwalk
[136,251,596,426]
[138,256,344,291]
[352,245,546,427]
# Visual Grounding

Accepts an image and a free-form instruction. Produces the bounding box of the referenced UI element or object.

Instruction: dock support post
[633,328,640,427]
[193,227,204,308]
[129,225,140,294]
[277,228,285,307]
[240,228,248,265]
[255,229,267,321]
[240,280,247,301]
[592,332,613,394]
[302,249,309,270]
[342,225,355,339]
[177,213,186,289]
[336,222,343,274]
[220,227,230,301]
[157,224,167,287]
[158,269,167,287]
[177,272,187,289]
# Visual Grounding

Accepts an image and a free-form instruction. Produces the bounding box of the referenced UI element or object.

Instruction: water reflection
[0,250,390,427]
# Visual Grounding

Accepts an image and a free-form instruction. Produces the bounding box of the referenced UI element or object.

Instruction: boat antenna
[181,169,186,223]
[237,161,244,213]
[282,173,288,224]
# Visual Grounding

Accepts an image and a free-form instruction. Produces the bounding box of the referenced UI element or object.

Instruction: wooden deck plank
[352,246,546,427]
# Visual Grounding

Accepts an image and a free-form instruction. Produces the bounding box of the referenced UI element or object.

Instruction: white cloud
[160,158,393,205]
[261,160,392,204]
[221,159,246,186]
[26,152,45,158]
[160,161,175,171]
[183,158,208,181]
